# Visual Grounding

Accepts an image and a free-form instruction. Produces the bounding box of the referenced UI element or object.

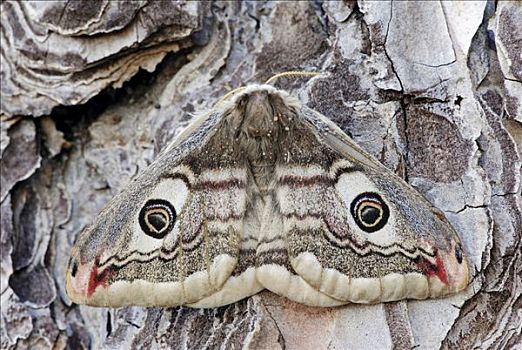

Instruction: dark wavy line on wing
[256,248,291,269]
[283,214,435,259]
[98,224,237,270]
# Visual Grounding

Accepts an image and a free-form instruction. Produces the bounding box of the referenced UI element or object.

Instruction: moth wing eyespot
[350,192,390,233]
[139,199,176,239]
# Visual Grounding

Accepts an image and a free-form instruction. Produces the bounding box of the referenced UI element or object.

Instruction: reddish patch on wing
[87,258,114,297]
[415,252,449,285]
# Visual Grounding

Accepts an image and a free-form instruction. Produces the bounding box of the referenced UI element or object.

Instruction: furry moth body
[66,84,469,307]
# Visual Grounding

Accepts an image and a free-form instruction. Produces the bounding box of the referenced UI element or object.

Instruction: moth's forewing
[66,112,246,307]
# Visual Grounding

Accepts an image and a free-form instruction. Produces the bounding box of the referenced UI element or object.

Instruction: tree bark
[1,1,520,349]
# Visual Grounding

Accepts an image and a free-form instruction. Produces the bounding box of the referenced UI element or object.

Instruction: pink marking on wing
[87,258,113,297]
[416,251,449,285]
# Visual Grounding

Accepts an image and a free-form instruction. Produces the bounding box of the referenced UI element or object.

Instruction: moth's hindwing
[254,193,347,307]
[66,113,247,307]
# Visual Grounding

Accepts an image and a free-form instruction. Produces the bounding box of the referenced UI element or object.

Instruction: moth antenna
[213,71,321,108]
[214,86,247,107]
[265,71,322,85]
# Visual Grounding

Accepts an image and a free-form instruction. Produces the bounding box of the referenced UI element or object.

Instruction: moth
[66,79,470,308]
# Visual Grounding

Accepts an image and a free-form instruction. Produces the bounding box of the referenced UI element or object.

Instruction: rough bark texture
[1,1,521,349]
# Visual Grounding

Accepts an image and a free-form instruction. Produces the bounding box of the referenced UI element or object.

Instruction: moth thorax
[240,91,282,193]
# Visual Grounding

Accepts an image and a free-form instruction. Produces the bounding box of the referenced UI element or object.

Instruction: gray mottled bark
[1,1,520,349]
